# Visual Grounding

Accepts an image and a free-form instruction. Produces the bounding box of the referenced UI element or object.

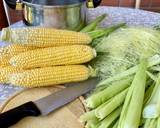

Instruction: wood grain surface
[0,86,86,128]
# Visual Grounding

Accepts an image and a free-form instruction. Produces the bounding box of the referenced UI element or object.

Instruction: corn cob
[10,65,91,87]
[10,45,96,69]
[0,44,37,58]
[0,44,37,67]
[0,66,23,84]
[0,57,10,67]
[1,27,92,47]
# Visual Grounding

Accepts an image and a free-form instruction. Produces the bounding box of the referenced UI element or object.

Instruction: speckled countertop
[0,6,160,105]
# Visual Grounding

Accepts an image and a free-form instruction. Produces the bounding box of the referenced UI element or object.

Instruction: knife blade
[0,78,99,128]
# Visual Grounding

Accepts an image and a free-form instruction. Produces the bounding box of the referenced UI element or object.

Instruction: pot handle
[87,0,102,8]
[4,0,21,9]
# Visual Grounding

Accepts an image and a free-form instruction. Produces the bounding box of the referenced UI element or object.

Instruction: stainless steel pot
[4,0,102,30]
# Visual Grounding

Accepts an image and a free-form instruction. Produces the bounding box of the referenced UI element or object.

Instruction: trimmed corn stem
[98,54,160,87]
[80,98,113,122]
[80,110,98,122]
[95,89,128,120]
[86,77,132,108]
[99,107,122,128]
[118,59,147,128]
[85,118,100,128]
[85,121,100,128]
[80,14,107,32]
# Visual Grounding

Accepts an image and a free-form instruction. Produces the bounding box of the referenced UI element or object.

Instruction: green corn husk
[118,59,147,128]
[98,54,160,86]
[138,82,155,127]
[146,71,158,82]
[86,77,132,108]
[80,14,107,32]
[144,119,158,128]
[80,110,97,122]
[88,23,126,40]
[150,119,157,128]
[150,65,160,72]
[85,118,100,128]
[107,120,119,128]
[143,74,160,119]
[85,122,100,128]
[145,79,154,89]
[112,120,119,128]
[99,107,122,128]
[158,117,160,128]
[100,23,126,36]
[144,119,151,128]
[144,82,155,106]
[95,89,128,120]
[91,27,160,81]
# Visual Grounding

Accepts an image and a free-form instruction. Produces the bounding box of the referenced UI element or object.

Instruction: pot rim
[22,0,86,8]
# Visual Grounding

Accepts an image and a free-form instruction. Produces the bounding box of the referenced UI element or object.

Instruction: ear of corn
[0,66,23,84]
[1,27,92,47]
[10,45,96,69]
[0,57,10,67]
[10,65,91,87]
[0,44,37,67]
[0,44,37,58]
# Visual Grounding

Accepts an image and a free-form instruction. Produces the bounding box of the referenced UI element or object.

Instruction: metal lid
[24,0,86,6]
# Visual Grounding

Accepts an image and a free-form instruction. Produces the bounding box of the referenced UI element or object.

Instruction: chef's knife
[0,78,99,128]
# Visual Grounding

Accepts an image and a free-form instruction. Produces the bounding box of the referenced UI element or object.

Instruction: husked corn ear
[0,57,10,67]
[10,45,96,69]
[0,66,23,84]
[0,44,37,58]
[10,65,91,87]
[1,27,92,47]
[0,44,37,67]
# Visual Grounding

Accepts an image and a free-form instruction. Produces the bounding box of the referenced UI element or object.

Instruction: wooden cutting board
[0,86,86,128]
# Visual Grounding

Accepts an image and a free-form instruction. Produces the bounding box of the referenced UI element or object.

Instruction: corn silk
[91,27,160,79]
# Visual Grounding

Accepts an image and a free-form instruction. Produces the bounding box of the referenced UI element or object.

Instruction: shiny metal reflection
[23,2,87,30]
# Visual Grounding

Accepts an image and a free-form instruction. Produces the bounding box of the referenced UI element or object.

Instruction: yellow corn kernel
[10,65,91,87]
[0,44,37,58]
[1,27,92,47]
[10,45,96,69]
[0,57,10,67]
[0,66,23,84]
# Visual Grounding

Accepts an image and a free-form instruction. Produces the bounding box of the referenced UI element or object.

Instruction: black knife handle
[0,101,41,128]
